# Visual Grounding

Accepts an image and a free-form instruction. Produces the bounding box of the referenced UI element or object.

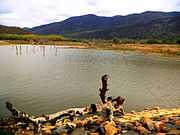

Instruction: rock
[96,117,104,125]
[52,126,67,135]
[161,117,169,123]
[121,130,128,133]
[166,129,180,135]
[121,130,139,135]
[162,127,171,133]
[165,123,176,129]
[156,133,166,135]
[136,125,150,134]
[121,123,134,130]
[66,122,76,129]
[131,110,136,114]
[59,133,68,135]
[104,121,118,135]
[71,128,88,135]
[43,129,52,135]
[42,125,55,133]
[55,120,63,127]
[175,120,180,126]
[96,126,105,135]
[90,104,97,114]
[153,116,161,121]
[89,133,99,135]
[92,115,98,119]
[75,119,88,127]
[169,116,179,121]
[143,117,154,131]
[153,106,160,110]
[134,121,141,127]
[76,111,83,116]
[155,121,165,132]
[113,110,124,116]
[15,129,34,135]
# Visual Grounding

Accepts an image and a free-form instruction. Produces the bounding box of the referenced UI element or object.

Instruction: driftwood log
[6,102,89,125]
[5,75,125,126]
[1,75,180,135]
[1,75,126,134]
[99,74,109,103]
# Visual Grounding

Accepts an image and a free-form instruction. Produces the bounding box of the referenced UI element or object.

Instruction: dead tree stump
[99,75,109,104]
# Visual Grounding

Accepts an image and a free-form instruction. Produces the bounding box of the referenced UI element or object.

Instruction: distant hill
[30,11,180,40]
[0,25,30,34]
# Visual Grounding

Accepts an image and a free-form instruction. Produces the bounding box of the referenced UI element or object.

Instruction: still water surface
[0,45,180,118]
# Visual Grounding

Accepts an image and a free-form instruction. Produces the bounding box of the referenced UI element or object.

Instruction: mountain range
[30,11,180,40]
[0,25,30,34]
[1,11,180,40]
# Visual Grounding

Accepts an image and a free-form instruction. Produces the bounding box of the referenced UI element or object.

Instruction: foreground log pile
[0,75,179,135]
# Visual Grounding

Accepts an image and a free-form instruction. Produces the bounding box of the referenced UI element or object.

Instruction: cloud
[87,0,98,6]
[177,1,180,6]
[95,10,112,16]
[0,0,12,14]
[0,0,180,27]
[0,8,12,14]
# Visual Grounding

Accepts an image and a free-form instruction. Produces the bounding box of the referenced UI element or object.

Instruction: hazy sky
[0,0,180,27]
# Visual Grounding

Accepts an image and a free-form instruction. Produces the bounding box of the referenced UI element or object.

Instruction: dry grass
[95,43,180,56]
[1,40,180,56]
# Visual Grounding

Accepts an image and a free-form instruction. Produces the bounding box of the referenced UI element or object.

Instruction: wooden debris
[0,75,179,135]
[99,75,109,104]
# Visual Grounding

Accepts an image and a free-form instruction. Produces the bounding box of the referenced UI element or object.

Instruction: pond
[0,45,180,118]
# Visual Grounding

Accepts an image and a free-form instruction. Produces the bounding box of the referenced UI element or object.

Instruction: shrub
[176,39,180,45]
[146,39,161,44]
[112,37,120,44]
[0,34,66,41]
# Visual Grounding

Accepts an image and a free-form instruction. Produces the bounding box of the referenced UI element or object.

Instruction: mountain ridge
[1,11,179,40]
[30,11,180,40]
[0,25,30,34]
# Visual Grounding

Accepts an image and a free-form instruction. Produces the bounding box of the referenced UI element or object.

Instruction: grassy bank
[0,34,180,56]
[0,34,67,41]
[95,43,180,56]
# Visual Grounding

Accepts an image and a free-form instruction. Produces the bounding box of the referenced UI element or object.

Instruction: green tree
[112,37,120,44]
[176,39,180,44]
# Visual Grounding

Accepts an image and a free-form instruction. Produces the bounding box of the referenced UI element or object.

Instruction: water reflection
[42,46,45,56]
[0,45,180,118]
[26,46,28,56]
[16,46,18,56]
[55,47,58,56]
[14,45,61,56]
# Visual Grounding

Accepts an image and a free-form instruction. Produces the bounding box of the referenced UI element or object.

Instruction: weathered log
[5,102,89,125]
[6,102,39,129]
[1,73,180,135]
[6,102,21,118]
[112,96,125,106]
[99,74,109,104]
[1,75,128,134]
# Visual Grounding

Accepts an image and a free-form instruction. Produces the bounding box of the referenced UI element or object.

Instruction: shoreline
[0,40,180,56]
[0,75,179,135]
[0,102,179,135]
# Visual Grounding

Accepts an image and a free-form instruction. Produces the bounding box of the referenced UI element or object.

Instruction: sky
[0,0,180,27]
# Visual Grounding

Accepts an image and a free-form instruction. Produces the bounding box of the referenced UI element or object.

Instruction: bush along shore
[0,75,180,135]
[1,40,180,57]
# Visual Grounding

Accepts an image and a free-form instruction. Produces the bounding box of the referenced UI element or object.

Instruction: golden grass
[1,40,180,56]
[95,43,180,56]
